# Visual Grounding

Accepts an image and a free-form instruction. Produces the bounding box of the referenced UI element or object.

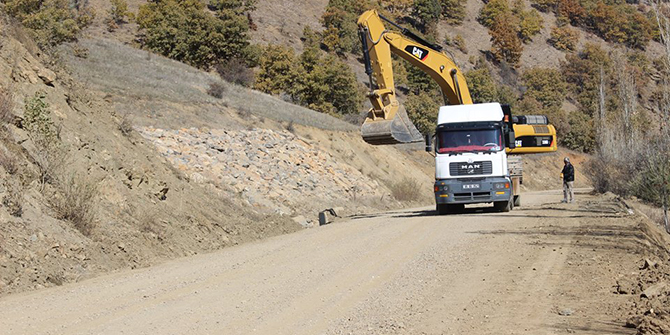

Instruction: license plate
[463,184,480,190]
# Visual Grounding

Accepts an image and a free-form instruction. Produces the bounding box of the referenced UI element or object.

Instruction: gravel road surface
[0,190,636,334]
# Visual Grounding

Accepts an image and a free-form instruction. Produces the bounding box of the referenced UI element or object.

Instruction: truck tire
[494,199,513,212]
[513,195,521,207]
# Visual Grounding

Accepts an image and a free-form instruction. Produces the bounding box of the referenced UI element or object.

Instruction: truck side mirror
[506,131,516,149]
[425,134,433,152]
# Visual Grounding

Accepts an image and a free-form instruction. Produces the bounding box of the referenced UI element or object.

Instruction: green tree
[521,67,566,108]
[530,0,556,12]
[136,0,251,69]
[517,7,544,43]
[412,0,441,32]
[405,91,440,135]
[296,52,363,116]
[4,0,94,47]
[321,6,359,55]
[478,0,511,28]
[254,45,302,96]
[549,25,579,51]
[465,66,498,103]
[440,0,466,25]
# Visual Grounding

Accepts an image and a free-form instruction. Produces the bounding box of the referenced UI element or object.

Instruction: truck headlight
[494,183,510,189]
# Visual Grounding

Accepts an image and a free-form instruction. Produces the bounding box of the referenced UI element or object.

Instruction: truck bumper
[434,177,512,205]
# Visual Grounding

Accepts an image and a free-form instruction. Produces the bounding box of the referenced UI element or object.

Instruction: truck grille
[449,161,492,176]
[454,192,490,201]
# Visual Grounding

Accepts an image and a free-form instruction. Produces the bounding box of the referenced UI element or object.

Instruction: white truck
[430,103,520,214]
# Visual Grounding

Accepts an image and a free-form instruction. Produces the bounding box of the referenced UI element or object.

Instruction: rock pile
[138,127,385,215]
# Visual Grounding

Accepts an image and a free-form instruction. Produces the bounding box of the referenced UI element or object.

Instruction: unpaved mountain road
[1,190,640,335]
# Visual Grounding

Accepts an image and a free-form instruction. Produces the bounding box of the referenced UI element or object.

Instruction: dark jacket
[562,163,575,182]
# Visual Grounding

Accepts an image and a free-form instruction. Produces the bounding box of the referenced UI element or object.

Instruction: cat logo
[404,45,429,61]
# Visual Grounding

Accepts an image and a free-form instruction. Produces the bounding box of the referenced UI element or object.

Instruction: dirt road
[0,190,641,335]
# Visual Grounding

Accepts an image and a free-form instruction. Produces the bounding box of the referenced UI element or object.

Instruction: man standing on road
[561,157,575,203]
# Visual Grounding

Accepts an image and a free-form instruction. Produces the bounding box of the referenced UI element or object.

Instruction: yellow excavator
[357,9,557,154]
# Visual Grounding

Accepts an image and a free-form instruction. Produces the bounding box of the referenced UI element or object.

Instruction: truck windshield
[437,129,502,153]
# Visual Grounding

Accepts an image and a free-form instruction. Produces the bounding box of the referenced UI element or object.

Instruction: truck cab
[432,103,516,214]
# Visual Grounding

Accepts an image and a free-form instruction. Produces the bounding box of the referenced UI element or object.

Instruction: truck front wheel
[513,195,521,207]
[494,199,513,212]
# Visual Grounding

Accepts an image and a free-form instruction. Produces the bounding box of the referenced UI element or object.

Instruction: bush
[23,92,65,185]
[478,0,511,28]
[405,91,440,135]
[521,67,566,108]
[254,46,362,117]
[215,58,254,87]
[296,51,363,116]
[137,0,251,69]
[440,0,466,25]
[489,14,523,66]
[207,82,226,99]
[530,0,556,12]
[465,66,498,103]
[556,0,585,26]
[4,0,94,48]
[105,0,133,31]
[453,34,467,53]
[389,177,422,201]
[320,1,361,55]
[412,0,442,32]
[549,25,579,51]
[517,7,544,43]
[51,174,97,236]
[254,45,301,96]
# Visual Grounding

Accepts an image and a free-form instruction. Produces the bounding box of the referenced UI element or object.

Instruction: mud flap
[361,106,423,145]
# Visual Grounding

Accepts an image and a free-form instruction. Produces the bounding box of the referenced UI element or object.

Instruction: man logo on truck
[461,164,481,174]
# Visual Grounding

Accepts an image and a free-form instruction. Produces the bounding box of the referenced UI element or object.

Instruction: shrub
[296,51,363,116]
[521,67,566,108]
[23,92,65,185]
[110,0,132,22]
[453,34,467,53]
[207,82,226,99]
[412,0,442,31]
[489,14,523,66]
[389,177,422,201]
[478,0,511,28]
[405,91,440,135]
[549,25,579,51]
[136,0,251,69]
[254,45,301,96]
[530,0,556,12]
[215,58,254,87]
[440,0,466,25]
[4,0,94,48]
[465,66,498,103]
[556,0,585,26]
[51,174,97,236]
[321,5,359,55]
[517,7,544,43]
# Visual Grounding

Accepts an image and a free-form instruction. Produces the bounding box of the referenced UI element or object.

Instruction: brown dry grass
[389,177,422,202]
[50,174,98,236]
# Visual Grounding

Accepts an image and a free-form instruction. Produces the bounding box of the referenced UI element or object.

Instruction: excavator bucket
[361,106,424,145]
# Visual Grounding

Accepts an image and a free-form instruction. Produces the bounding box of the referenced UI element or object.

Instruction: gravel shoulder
[0,190,652,335]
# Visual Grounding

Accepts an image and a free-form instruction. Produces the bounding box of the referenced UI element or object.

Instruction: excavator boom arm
[358,9,471,145]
